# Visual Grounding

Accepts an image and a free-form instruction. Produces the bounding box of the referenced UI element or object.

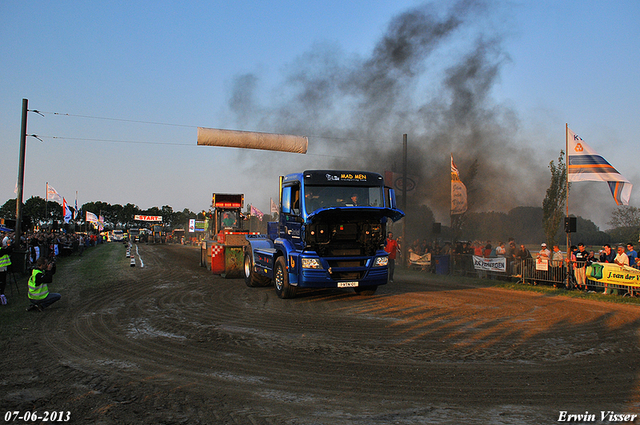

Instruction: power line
[37,134,355,158]
[40,135,192,147]
[35,109,399,146]
[33,110,197,129]
[32,109,399,156]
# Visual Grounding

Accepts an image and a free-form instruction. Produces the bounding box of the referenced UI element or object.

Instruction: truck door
[281,183,304,250]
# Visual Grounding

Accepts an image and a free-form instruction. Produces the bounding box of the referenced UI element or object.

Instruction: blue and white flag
[567,127,632,205]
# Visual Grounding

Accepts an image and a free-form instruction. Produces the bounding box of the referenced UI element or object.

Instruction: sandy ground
[2,242,640,424]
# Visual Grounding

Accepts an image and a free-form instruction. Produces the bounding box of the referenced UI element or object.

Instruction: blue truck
[243,170,404,298]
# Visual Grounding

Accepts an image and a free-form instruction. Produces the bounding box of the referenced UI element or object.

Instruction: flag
[63,198,72,224]
[74,195,78,220]
[46,185,62,204]
[567,127,632,205]
[451,154,468,215]
[86,211,99,223]
[270,198,278,214]
[251,205,264,221]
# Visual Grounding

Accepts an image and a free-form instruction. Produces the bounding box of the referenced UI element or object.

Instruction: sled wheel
[243,248,271,287]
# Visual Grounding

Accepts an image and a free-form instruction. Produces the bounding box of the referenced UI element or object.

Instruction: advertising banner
[586,263,640,288]
[536,258,549,271]
[134,215,162,222]
[473,256,506,273]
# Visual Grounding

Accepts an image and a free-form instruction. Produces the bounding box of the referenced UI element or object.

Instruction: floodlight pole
[15,99,28,246]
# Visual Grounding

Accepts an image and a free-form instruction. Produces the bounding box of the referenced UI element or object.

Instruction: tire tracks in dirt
[7,242,640,424]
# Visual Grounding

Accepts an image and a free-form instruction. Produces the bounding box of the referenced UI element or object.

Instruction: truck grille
[330,271,365,280]
[328,248,362,256]
[327,260,366,268]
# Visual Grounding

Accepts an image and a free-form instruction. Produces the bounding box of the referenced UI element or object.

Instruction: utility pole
[14,99,28,273]
[16,99,28,246]
[401,134,408,267]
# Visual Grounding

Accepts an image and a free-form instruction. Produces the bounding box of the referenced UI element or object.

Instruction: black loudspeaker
[564,216,577,233]
[432,222,441,234]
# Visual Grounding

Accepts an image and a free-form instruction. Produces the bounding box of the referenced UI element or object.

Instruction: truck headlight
[301,258,323,269]
[373,256,389,267]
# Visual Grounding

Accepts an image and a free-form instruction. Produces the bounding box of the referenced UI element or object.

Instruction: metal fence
[445,254,637,296]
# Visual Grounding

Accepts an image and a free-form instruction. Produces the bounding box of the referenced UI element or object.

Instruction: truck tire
[244,248,271,287]
[354,285,378,295]
[274,256,297,299]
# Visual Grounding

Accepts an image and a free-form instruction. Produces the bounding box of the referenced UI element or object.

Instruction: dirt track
[3,242,640,424]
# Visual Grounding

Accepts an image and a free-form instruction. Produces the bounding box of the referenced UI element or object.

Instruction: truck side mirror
[387,188,398,209]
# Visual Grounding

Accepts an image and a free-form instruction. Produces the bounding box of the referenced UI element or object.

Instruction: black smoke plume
[227,0,549,236]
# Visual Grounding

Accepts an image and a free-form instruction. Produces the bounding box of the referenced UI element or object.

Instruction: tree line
[0,197,199,230]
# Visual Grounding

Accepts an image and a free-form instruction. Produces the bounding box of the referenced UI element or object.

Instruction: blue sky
[1,1,639,229]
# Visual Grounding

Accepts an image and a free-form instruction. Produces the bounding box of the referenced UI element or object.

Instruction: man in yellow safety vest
[0,239,12,305]
[26,257,61,311]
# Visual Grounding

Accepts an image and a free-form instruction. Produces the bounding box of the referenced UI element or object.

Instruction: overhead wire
[28,109,400,158]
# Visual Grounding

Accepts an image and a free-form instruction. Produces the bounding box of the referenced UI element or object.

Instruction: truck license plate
[338,281,359,288]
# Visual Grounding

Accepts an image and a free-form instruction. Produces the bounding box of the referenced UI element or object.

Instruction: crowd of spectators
[1,229,103,268]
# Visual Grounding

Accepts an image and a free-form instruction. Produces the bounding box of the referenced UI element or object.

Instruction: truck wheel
[274,256,297,299]
[354,286,378,295]
[244,248,271,287]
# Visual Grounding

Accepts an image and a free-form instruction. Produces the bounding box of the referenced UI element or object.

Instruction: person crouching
[27,258,61,311]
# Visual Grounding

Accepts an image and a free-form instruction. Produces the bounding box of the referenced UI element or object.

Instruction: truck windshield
[220,211,239,229]
[304,185,384,215]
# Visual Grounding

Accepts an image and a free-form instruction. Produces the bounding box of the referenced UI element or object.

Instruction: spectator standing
[514,244,531,277]
[507,239,517,274]
[600,244,615,263]
[614,245,629,267]
[2,232,10,248]
[626,243,638,268]
[604,246,630,295]
[573,243,589,291]
[551,245,565,287]
[537,243,551,260]
[384,232,400,282]
[0,239,12,305]
[535,243,551,284]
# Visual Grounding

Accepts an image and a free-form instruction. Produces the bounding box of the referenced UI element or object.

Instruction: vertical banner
[451,154,468,215]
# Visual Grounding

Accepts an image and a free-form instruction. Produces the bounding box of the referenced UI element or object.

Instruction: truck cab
[244,170,404,298]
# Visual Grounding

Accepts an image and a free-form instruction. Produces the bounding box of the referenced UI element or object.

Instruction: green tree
[161,205,175,227]
[605,206,640,244]
[122,203,138,228]
[0,199,16,219]
[542,151,569,247]
[23,196,46,226]
[608,206,640,228]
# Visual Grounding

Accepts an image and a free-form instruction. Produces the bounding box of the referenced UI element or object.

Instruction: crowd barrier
[442,254,637,296]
